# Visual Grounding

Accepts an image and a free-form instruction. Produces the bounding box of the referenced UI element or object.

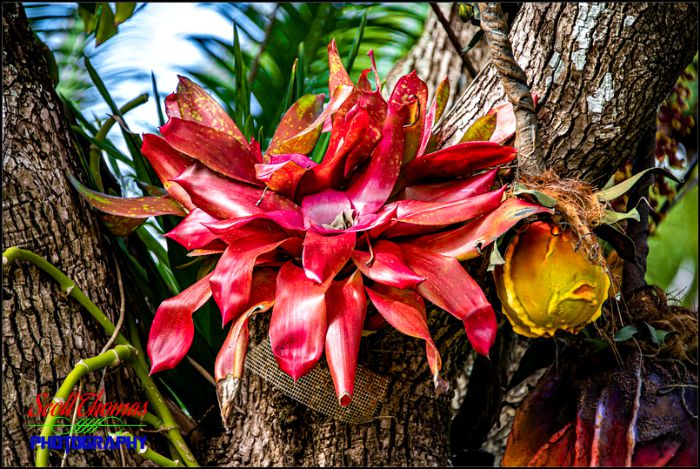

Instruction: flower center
[322,209,356,230]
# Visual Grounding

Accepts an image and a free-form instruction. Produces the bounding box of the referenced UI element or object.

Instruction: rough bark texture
[202,3,697,467]
[385,3,489,106]
[434,2,698,187]
[205,309,470,466]
[2,3,137,466]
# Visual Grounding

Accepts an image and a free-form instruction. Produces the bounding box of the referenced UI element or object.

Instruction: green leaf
[595,168,680,202]
[151,71,165,127]
[644,322,675,346]
[296,41,306,100]
[344,8,368,74]
[593,224,637,263]
[583,337,610,354]
[77,4,97,34]
[232,24,250,133]
[602,208,640,225]
[309,131,331,164]
[513,183,559,208]
[487,237,505,272]
[614,325,638,342]
[461,29,484,54]
[95,3,118,47]
[460,114,497,142]
[114,2,136,25]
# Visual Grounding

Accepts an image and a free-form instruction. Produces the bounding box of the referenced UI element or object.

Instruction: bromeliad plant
[73,40,551,407]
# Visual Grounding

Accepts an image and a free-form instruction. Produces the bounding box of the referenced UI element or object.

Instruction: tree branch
[430,3,478,78]
[478,2,543,177]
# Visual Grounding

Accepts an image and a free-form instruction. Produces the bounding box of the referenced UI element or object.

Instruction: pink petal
[401,168,498,203]
[352,240,424,289]
[410,198,553,260]
[346,103,406,215]
[269,261,328,380]
[165,208,221,250]
[214,269,276,382]
[210,232,292,325]
[302,230,356,284]
[365,283,441,382]
[172,163,298,219]
[400,244,497,357]
[161,117,259,185]
[300,189,353,228]
[325,270,367,406]
[147,273,213,374]
[402,141,517,184]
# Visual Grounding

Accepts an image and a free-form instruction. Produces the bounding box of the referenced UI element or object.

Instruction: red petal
[401,168,498,203]
[365,283,441,381]
[292,85,354,144]
[487,94,538,144]
[141,134,195,208]
[343,92,387,177]
[173,164,298,219]
[400,244,496,356]
[346,103,406,215]
[147,273,213,374]
[352,239,424,289]
[411,198,553,260]
[161,117,259,185]
[172,75,248,149]
[389,71,429,163]
[392,186,506,226]
[204,210,305,235]
[302,230,356,283]
[165,208,221,250]
[210,232,292,325]
[266,94,325,158]
[269,261,328,380]
[328,39,354,94]
[214,269,276,382]
[402,141,516,183]
[164,93,181,119]
[255,153,317,199]
[299,105,372,195]
[69,174,186,217]
[325,270,367,406]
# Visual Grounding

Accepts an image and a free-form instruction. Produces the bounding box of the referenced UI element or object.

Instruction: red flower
[77,40,551,406]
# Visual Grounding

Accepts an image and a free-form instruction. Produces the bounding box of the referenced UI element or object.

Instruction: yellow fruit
[494,221,610,338]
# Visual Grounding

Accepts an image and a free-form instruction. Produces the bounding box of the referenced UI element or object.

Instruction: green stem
[111,431,182,467]
[4,247,199,467]
[35,345,136,466]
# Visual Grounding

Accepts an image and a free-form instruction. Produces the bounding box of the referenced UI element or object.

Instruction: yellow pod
[494,221,610,338]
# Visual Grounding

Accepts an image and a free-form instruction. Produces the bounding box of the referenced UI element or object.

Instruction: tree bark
[434,2,697,187]
[202,3,697,467]
[2,3,137,466]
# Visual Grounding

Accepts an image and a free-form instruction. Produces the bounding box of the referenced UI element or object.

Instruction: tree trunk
[434,2,697,187]
[2,4,137,466]
[203,3,697,467]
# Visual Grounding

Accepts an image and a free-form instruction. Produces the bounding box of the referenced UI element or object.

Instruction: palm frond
[182,2,429,147]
